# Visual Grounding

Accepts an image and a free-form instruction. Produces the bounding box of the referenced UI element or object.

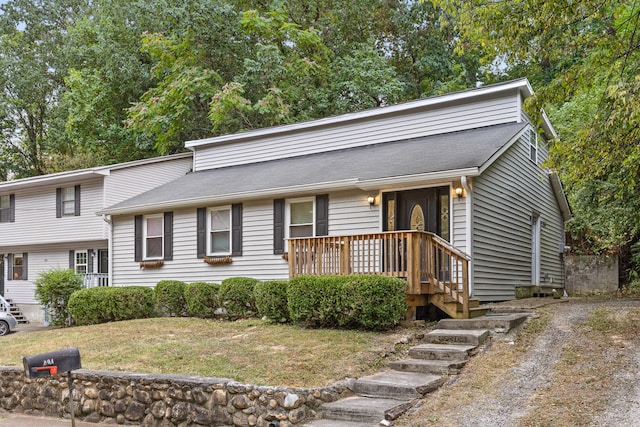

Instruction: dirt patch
[395,298,640,427]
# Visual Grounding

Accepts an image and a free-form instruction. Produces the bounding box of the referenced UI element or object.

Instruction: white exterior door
[531,214,541,285]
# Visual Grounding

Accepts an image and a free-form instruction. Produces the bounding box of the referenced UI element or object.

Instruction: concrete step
[388,358,467,375]
[424,329,489,346]
[303,418,379,427]
[437,313,530,333]
[408,343,477,361]
[351,371,444,400]
[317,396,408,424]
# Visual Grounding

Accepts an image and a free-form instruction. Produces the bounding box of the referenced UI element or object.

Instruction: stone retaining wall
[0,367,352,426]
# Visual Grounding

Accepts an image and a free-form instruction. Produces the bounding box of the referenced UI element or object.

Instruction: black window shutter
[7,254,13,281]
[315,194,329,236]
[23,253,28,280]
[163,212,173,261]
[87,249,94,273]
[74,185,81,216]
[134,215,143,262]
[196,208,206,259]
[232,203,243,256]
[273,199,285,254]
[9,194,15,222]
[56,188,62,218]
[69,250,75,269]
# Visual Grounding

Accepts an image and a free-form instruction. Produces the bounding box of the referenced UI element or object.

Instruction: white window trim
[143,214,164,260]
[207,206,232,256]
[285,197,315,239]
[75,250,88,274]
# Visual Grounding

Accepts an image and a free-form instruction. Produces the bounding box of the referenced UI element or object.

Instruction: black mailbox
[23,347,81,378]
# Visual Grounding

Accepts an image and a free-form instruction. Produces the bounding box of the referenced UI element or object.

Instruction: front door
[384,187,449,237]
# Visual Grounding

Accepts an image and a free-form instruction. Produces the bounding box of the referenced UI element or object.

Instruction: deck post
[407,233,421,293]
[462,258,470,318]
[340,236,351,275]
[288,239,295,277]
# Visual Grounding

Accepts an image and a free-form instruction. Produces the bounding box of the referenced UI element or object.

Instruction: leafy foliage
[254,280,290,323]
[68,286,155,326]
[153,280,188,317]
[183,282,220,318]
[219,277,259,320]
[34,268,83,326]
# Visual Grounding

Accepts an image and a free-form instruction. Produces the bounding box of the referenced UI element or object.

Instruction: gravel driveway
[396,298,640,427]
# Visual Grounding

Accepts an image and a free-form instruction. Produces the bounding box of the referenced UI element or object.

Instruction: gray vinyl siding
[452,196,467,251]
[111,190,382,287]
[471,131,564,301]
[0,178,107,246]
[194,93,521,171]
[104,156,192,207]
[2,241,105,304]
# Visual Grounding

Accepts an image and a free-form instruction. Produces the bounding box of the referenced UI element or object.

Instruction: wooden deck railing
[287,231,471,317]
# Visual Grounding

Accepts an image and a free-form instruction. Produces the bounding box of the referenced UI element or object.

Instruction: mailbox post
[23,348,81,427]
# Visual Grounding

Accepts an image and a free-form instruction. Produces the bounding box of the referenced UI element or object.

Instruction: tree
[433,0,640,275]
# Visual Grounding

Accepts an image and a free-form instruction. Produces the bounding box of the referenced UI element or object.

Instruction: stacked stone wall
[0,367,352,426]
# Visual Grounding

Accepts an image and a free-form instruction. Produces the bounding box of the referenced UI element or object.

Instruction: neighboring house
[99,78,571,320]
[0,154,193,323]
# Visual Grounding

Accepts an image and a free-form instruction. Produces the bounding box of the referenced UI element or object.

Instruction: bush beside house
[35,268,83,326]
[67,275,406,330]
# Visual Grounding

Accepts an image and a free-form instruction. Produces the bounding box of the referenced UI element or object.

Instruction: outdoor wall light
[454,186,464,200]
[367,195,376,206]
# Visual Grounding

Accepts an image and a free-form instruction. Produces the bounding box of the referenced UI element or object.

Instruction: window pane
[211,231,230,253]
[0,195,8,209]
[62,187,75,201]
[146,237,163,258]
[0,209,9,223]
[146,217,163,236]
[13,256,23,280]
[290,201,313,225]
[210,209,230,231]
[290,224,313,238]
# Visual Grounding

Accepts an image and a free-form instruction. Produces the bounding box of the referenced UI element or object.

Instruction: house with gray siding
[100,78,570,319]
[0,154,193,323]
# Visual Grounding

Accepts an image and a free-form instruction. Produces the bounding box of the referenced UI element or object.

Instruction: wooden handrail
[287,231,471,317]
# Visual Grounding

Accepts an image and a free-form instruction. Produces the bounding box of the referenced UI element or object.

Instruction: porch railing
[287,231,471,317]
[82,273,109,288]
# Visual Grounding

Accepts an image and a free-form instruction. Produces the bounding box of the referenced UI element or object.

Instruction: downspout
[461,176,473,296]
[102,214,112,287]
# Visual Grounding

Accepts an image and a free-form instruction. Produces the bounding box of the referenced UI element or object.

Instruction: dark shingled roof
[102,123,527,214]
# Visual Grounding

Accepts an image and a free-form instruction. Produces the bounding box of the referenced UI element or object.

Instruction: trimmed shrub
[255,280,290,322]
[342,275,408,330]
[184,282,220,318]
[219,277,259,320]
[154,280,188,317]
[35,268,83,326]
[69,286,155,325]
[287,275,351,327]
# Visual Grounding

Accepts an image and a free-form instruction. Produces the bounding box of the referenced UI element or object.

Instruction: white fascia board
[540,109,558,140]
[0,169,108,191]
[477,126,531,175]
[99,179,360,216]
[356,168,480,191]
[0,153,193,192]
[186,79,534,149]
[550,172,572,221]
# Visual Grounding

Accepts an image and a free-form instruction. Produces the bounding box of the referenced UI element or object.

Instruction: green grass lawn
[2,318,412,388]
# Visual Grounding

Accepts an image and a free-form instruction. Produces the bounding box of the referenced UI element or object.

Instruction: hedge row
[68,275,407,330]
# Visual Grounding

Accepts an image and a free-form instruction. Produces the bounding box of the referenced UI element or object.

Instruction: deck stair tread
[318,396,411,424]
[352,371,444,399]
[425,328,489,346]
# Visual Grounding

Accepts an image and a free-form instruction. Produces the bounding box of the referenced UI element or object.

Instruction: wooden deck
[288,231,478,319]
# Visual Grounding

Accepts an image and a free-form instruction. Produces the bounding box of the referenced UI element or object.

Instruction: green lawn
[2,317,412,388]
